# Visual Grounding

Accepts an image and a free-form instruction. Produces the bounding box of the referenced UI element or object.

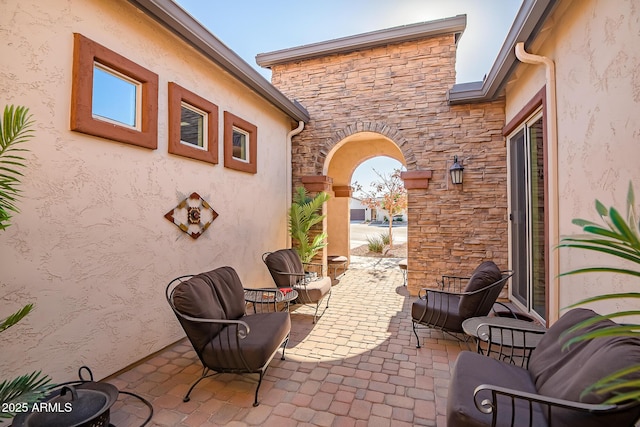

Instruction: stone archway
[274,27,509,294]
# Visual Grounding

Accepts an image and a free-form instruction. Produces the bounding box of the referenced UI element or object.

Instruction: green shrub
[367,235,384,253]
[380,232,390,245]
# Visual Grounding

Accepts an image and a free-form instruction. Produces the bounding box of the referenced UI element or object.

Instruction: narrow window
[224,112,257,174]
[70,33,158,149]
[168,82,218,164]
[232,127,249,162]
[181,103,206,149]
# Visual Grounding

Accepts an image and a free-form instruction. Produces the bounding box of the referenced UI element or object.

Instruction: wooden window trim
[224,111,257,174]
[70,33,158,149]
[168,82,219,164]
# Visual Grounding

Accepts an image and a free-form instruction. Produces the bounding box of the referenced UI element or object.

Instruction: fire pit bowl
[12,382,118,427]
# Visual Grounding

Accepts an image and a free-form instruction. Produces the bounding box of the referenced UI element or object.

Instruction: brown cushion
[458,261,502,319]
[412,293,465,333]
[202,312,291,371]
[528,308,640,426]
[264,249,304,287]
[172,274,225,353]
[200,267,245,320]
[447,351,544,427]
[295,276,331,303]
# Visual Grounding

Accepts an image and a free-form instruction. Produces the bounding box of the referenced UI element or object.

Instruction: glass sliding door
[509,111,546,320]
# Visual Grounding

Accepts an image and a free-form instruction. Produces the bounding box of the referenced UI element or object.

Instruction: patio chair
[166,266,291,406]
[447,308,640,426]
[262,249,332,323]
[411,261,513,346]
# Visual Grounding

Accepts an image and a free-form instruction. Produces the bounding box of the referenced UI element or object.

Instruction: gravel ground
[350,242,407,258]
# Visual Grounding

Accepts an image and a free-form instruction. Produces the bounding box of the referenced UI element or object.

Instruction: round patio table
[244,288,298,313]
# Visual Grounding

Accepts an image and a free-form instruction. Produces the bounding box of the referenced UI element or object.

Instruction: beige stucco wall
[0,0,293,381]
[505,0,640,319]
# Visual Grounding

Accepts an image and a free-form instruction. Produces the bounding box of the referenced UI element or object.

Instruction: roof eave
[256,15,467,68]
[447,0,558,105]
[126,0,310,122]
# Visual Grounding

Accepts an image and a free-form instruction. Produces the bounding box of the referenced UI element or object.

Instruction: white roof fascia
[127,0,310,122]
[447,0,558,104]
[256,15,467,68]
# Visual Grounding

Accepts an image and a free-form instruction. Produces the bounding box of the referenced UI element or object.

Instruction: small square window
[71,33,158,149]
[92,63,141,129]
[224,112,257,174]
[168,83,218,164]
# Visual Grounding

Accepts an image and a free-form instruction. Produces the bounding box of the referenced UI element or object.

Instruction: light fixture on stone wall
[449,155,464,185]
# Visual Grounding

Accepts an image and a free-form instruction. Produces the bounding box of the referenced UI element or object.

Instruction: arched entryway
[323,131,406,264]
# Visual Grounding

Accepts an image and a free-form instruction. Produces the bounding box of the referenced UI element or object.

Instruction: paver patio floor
[105,256,468,426]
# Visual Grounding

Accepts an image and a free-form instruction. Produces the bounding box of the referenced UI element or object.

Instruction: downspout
[286,121,305,247]
[514,42,560,324]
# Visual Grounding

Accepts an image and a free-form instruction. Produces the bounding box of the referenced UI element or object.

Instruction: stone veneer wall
[270,34,508,293]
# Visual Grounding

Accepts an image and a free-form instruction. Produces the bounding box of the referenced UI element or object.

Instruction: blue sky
[174,0,523,187]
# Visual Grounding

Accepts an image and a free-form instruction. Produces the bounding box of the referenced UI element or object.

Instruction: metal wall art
[165,192,218,239]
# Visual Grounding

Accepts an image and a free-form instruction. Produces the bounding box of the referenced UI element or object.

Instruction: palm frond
[0,105,34,230]
[288,188,330,263]
[0,371,53,419]
[558,181,640,404]
[580,366,640,404]
[0,304,34,333]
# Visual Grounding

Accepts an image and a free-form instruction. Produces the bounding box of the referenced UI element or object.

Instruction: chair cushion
[264,249,304,287]
[528,308,640,427]
[172,274,225,352]
[200,267,245,320]
[458,261,502,319]
[412,292,465,333]
[202,312,291,371]
[295,276,331,303]
[447,351,545,427]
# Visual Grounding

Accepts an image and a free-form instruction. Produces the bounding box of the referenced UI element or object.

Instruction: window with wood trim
[223,111,257,174]
[70,33,158,149]
[168,82,218,164]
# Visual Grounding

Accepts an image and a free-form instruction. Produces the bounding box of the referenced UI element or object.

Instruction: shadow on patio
[105,257,468,427]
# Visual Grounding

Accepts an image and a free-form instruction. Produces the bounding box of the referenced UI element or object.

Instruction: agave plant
[289,187,330,263]
[558,181,640,403]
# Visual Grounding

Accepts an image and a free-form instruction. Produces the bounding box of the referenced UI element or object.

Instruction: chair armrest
[418,287,467,299]
[170,309,251,338]
[474,384,618,423]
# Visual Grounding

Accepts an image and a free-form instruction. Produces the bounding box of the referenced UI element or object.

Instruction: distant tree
[353,168,407,249]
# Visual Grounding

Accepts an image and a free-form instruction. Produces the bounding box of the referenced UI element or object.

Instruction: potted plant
[288,186,330,263]
[558,181,640,403]
[0,105,52,422]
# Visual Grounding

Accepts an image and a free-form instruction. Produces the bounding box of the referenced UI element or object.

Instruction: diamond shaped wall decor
[165,192,218,239]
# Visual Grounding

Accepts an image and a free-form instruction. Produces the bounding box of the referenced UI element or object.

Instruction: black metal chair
[411,261,513,346]
[447,308,640,427]
[262,249,332,323]
[166,266,291,406]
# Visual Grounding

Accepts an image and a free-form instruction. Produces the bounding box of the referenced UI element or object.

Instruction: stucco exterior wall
[0,0,293,381]
[505,0,640,316]
[270,34,508,293]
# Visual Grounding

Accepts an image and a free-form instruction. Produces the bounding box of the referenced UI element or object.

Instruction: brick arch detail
[319,121,418,170]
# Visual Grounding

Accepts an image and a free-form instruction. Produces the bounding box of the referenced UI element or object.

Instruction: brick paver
[107,256,467,426]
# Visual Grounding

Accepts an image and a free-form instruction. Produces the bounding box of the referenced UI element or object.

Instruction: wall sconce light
[449,155,464,185]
